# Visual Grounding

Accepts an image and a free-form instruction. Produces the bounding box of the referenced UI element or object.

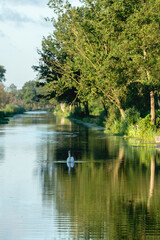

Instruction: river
[0,111,160,240]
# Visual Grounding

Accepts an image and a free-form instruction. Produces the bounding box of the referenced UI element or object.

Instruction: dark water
[0,112,160,240]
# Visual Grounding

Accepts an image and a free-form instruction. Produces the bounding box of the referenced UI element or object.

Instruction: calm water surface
[0,112,160,240]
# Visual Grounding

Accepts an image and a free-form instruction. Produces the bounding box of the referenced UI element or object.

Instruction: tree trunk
[150,90,155,125]
[147,154,155,208]
[120,108,125,120]
[102,101,108,116]
[143,49,155,125]
[84,102,89,116]
[60,103,66,112]
[114,147,124,182]
[115,97,125,119]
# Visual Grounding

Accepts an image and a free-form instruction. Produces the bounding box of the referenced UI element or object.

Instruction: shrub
[155,110,160,127]
[0,111,4,118]
[105,107,160,141]
[105,105,121,130]
[4,104,25,116]
[105,118,128,135]
[97,111,106,126]
[70,105,84,118]
[127,113,160,141]
[125,107,140,125]
[53,104,71,117]
[105,107,140,135]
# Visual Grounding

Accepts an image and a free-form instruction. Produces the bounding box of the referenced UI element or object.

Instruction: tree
[120,0,160,124]
[22,81,38,109]
[45,0,142,118]
[35,0,159,122]
[0,65,6,82]
[35,1,128,117]
[0,83,8,108]
[7,84,17,94]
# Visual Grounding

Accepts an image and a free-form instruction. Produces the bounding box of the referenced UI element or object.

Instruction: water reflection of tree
[147,154,155,208]
[0,130,5,163]
[54,126,119,163]
[39,132,160,239]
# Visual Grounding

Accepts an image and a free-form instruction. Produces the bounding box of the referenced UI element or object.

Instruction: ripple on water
[0,113,160,239]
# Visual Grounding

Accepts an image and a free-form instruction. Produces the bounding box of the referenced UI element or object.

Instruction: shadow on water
[36,114,160,239]
[1,111,160,239]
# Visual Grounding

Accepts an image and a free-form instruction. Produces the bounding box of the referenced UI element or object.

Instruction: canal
[0,111,160,239]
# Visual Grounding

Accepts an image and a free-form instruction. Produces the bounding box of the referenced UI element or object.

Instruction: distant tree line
[0,66,51,111]
[33,0,160,125]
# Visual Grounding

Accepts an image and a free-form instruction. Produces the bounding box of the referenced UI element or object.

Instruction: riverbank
[52,106,160,142]
[68,116,105,131]
[0,104,25,124]
[67,113,160,143]
[0,111,9,124]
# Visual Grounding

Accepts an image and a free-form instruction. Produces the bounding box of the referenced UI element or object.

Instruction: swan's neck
[68,151,71,158]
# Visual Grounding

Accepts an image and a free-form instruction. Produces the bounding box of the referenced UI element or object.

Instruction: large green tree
[120,0,160,125]
[35,0,160,122]
[36,0,133,117]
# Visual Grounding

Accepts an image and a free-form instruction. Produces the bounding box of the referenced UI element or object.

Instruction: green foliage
[139,114,153,129]
[22,81,37,107]
[105,107,140,135]
[155,110,160,127]
[33,0,160,128]
[0,65,6,82]
[35,0,137,117]
[105,119,128,135]
[125,107,140,125]
[69,105,83,118]
[0,111,4,118]
[4,104,25,117]
[127,113,160,141]
[54,104,71,117]
[0,83,8,108]
[96,111,106,126]
[127,124,158,142]
[89,99,105,116]
[105,105,121,130]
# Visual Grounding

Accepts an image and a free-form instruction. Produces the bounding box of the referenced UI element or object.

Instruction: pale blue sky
[0,0,80,89]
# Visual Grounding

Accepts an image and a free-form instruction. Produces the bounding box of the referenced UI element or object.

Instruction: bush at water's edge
[53,104,160,142]
[0,111,7,124]
[105,108,160,142]
[3,104,25,117]
[0,104,26,123]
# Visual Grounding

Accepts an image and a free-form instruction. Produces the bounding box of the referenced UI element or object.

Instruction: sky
[0,0,80,89]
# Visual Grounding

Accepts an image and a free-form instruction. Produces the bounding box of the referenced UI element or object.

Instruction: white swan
[67,150,74,163]
[67,151,74,174]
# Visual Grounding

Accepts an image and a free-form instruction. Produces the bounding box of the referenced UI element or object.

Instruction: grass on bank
[105,108,160,142]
